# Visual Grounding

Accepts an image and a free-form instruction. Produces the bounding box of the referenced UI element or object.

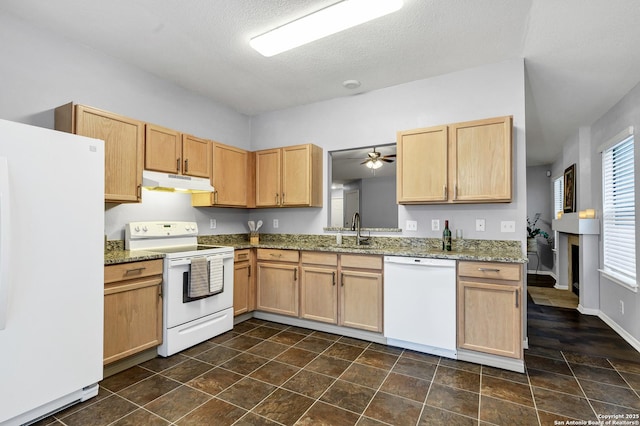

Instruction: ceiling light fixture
[343,79,361,89]
[250,0,404,57]
[365,159,383,169]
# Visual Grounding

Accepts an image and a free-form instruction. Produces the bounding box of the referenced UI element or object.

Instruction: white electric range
[125,221,234,356]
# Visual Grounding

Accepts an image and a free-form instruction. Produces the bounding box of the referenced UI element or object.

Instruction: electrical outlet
[620,300,624,314]
[406,220,417,231]
[210,218,216,229]
[273,219,279,229]
[500,221,516,232]
[476,219,485,232]
[431,219,440,231]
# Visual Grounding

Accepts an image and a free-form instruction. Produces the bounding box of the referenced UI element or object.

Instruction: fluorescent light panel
[250,0,403,57]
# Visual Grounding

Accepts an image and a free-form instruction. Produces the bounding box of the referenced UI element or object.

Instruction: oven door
[164,252,233,329]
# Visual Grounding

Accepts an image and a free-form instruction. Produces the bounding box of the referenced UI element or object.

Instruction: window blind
[553,176,564,219]
[602,135,635,284]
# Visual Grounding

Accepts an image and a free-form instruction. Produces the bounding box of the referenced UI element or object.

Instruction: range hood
[142,170,214,193]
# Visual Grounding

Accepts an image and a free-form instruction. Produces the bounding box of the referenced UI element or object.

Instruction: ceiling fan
[361,147,396,169]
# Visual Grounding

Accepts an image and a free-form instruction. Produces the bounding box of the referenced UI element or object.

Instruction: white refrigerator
[0,119,104,425]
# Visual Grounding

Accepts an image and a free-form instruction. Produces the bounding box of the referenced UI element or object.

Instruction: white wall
[0,13,252,239]
[250,59,528,243]
[552,80,640,344]
[361,176,397,228]
[526,165,553,271]
[0,13,528,247]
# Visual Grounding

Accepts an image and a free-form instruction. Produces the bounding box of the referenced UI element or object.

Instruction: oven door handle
[169,254,231,268]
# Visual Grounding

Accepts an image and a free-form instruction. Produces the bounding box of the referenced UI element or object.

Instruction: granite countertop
[104,241,164,265]
[105,234,528,265]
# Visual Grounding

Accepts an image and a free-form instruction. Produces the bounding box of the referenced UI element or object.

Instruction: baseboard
[103,348,158,378]
[456,349,524,373]
[554,283,569,290]
[598,312,640,353]
[527,269,554,276]
[252,311,386,344]
[577,304,599,315]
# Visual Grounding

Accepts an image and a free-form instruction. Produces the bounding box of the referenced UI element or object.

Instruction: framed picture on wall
[563,163,576,213]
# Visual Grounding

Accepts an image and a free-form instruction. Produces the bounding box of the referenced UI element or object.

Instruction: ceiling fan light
[250,0,404,57]
[365,159,383,169]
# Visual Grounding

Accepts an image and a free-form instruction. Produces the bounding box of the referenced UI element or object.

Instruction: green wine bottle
[443,220,452,251]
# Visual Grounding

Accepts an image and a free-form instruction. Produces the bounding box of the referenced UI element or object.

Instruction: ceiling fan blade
[381,158,394,163]
[383,154,397,158]
[360,160,370,165]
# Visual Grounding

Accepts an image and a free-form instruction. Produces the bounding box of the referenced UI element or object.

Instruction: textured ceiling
[2,0,640,166]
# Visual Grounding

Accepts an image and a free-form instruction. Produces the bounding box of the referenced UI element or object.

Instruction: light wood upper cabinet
[213,142,252,207]
[55,103,144,203]
[256,148,282,207]
[397,116,512,204]
[450,116,512,202]
[255,144,322,208]
[457,260,522,359]
[145,124,181,173]
[145,127,211,178]
[182,134,211,178]
[397,125,448,203]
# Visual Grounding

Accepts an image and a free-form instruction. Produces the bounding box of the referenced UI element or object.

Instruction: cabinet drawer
[340,254,382,270]
[235,249,251,262]
[257,248,299,263]
[458,261,521,281]
[104,259,163,284]
[301,251,338,266]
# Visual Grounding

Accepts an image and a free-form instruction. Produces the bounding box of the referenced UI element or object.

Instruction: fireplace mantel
[552,212,600,235]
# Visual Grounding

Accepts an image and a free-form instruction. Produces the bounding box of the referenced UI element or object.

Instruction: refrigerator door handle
[0,157,10,330]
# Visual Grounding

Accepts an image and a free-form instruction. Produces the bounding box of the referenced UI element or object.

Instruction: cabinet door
[450,116,512,202]
[103,278,162,365]
[256,262,298,316]
[397,126,448,203]
[75,105,143,203]
[234,262,250,316]
[182,134,211,178]
[282,144,311,206]
[301,266,338,324]
[255,149,281,207]
[145,124,181,173]
[457,279,521,358]
[339,270,383,332]
[213,142,249,206]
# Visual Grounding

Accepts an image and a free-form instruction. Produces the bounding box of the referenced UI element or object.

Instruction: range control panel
[126,221,198,239]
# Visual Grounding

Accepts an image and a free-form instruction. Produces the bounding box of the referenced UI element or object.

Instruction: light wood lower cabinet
[256,249,300,317]
[299,252,383,332]
[300,252,338,324]
[457,261,522,359]
[103,260,163,365]
[233,249,255,316]
[339,255,383,333]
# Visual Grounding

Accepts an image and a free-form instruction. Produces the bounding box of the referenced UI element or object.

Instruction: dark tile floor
[34,292,640,425]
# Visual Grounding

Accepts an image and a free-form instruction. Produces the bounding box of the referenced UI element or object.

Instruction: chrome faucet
[351,212,369,245]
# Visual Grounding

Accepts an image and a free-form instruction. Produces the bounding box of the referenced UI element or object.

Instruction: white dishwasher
[384,256,457,359]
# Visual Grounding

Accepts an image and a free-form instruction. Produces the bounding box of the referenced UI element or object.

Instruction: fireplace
[568,235,580,296]
[552,212,600,314]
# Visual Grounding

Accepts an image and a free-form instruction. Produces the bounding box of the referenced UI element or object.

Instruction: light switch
[273,219,279,229]
[500,221,516,232]
[431,219,440,231]
[476,219,485,232]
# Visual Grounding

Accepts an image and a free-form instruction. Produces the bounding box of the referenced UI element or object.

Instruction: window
[553,176,564,250]
[601,130,635,288]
